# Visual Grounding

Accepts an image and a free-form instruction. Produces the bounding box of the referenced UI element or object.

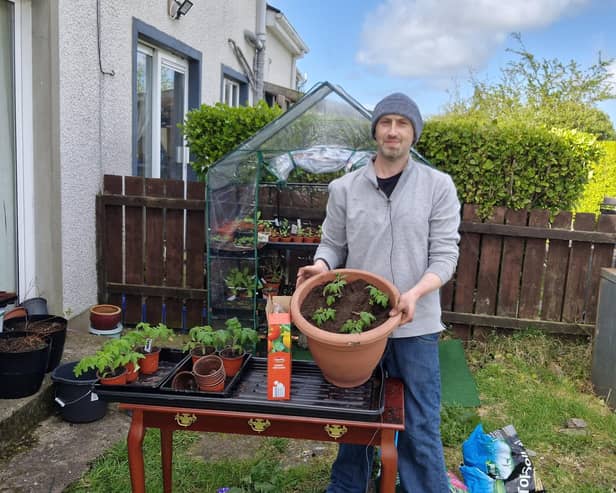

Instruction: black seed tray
[96,357,385,421]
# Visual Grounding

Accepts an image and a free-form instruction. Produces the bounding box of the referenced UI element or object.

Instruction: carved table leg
[126,409,146,493]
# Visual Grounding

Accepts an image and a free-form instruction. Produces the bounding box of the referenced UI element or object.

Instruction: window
[223,77,240,107]
[132,19,202,181]
[136,43,188,180]
[220,65,249,107]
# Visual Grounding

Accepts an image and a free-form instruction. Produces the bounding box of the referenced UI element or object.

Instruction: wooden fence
[442,205,616,337]
[97,175,206,329]
[96,175,616,334]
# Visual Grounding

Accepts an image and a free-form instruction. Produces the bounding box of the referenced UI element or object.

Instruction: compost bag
[460,424,546,493]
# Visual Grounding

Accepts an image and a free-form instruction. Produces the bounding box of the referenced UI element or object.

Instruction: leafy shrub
[575,141,616,214]
[417,117,603,216]
[182,101,282,180]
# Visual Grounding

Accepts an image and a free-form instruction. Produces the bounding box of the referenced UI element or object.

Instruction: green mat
[292,339,479,407]
[439,338,480,407]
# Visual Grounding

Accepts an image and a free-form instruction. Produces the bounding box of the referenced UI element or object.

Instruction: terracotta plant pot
[190,346,216,365]
[125,361,140,383]
[219,349,245,377]
[192,354,226,392]
[139,347,161,375]
[3,306,28,322]
[171,371,198,391]
[290,268,401,388]
[89,304,122,330]
[98,367,128,386]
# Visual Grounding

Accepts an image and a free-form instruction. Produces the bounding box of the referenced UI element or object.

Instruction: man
[296,93,461,492]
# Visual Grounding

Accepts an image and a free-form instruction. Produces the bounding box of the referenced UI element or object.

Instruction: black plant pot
[3,315,67,372]
[0,331,50,399]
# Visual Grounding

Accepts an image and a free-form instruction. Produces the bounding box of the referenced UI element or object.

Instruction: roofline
[266,6,309,57]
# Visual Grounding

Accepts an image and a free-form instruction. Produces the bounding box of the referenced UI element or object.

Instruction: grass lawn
[66,330,616,493]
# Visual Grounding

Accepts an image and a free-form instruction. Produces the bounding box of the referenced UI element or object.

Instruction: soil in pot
[299,279,391,333]
[291,269,401,388]
[3,315,68,372]
[0,332,50,398]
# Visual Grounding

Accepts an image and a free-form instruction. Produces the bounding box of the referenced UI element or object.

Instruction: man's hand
[390,290,419,325]
[295,259,329,288]
[389,272,443,325]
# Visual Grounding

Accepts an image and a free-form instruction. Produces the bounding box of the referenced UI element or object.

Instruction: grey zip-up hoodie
[315,156,461,337]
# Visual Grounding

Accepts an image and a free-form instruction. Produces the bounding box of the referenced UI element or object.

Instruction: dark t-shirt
[377,172,402,198]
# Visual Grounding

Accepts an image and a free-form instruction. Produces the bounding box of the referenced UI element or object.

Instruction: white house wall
[43,0,298,319]
[265,32,296,89]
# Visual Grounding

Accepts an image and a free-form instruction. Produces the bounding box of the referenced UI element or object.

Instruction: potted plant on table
[73,338,144,385]
[183,324,228,364]
[218,317,259,377]
[290,269,401,388]
[125,322,174,374]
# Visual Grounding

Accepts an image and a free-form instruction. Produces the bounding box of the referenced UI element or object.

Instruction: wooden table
[119,377,404,493]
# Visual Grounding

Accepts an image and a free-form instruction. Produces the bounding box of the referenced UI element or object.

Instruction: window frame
[132,19,202,180]
[220,64,249,106]
[137,40,189,180]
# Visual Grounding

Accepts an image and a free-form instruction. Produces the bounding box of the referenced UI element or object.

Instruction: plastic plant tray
[158,353,252,397]
[96,348,190,393]
[95,357,385,422]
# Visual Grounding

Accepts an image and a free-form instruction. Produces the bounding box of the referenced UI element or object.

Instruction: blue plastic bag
[461,424,545,493]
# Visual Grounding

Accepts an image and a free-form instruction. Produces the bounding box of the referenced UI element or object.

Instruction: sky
[272,0,616,126]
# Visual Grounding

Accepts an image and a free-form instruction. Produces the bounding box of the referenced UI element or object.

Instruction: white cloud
[357,0,589,77]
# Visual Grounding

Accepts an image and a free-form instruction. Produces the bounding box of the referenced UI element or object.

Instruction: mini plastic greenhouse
[205,82,377,330]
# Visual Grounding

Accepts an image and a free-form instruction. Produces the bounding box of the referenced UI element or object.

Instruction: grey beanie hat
[371,92,423,144]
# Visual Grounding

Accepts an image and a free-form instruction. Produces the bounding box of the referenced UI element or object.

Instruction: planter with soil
[290,268,401,388]
[0,331,50,398]
[3,315,67,372]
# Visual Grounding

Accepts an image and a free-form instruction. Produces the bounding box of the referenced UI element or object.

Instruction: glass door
[0,0,16,292]
[136,43,188,181]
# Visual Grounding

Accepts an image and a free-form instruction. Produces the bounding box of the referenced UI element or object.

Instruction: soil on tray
[299,279,391,333]
[0,335,47,352]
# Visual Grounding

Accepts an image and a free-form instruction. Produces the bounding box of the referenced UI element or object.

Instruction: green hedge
[417,119,603,216]
[182,101,283,180]
[575,141,616,214]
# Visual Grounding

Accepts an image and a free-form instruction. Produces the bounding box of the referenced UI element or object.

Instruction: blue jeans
[326,333,449,493]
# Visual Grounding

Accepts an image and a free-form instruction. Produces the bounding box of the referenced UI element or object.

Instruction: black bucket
[3,315,67,372]
[50,361,108,423]
[0,332,50,399]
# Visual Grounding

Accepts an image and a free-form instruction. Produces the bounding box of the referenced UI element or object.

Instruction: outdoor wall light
[169,0,193,19]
